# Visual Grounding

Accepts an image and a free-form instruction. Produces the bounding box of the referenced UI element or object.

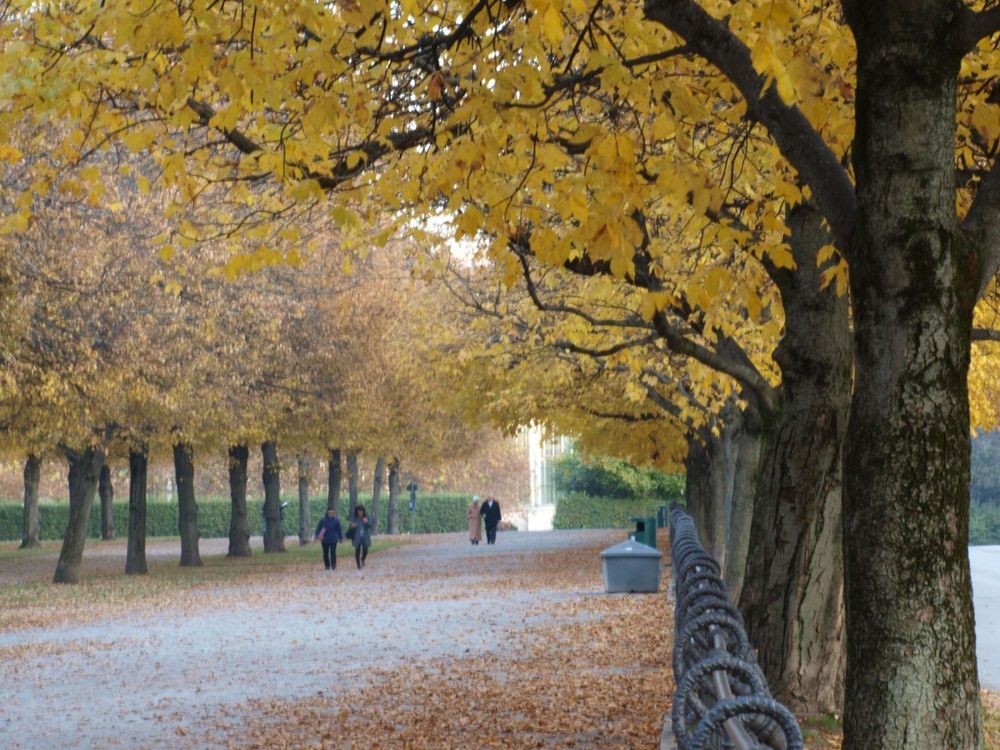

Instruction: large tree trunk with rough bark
[347,450,360,519]
[371,456,385,534]
[387,457,401,535]
[739,205,851,714]
[227,444,251,557]
[98,464,115,540]
[53,446,105,584]
[839,7,981,745]
[261,441,285,553]
[327,448,342,512]
[20,453,41,549]
[173,443,202,567]
[126,446,148,575]
[298,455,311,545]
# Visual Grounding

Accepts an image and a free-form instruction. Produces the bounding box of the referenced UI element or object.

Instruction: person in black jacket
[479,496,502,545]
[314,509,344,570]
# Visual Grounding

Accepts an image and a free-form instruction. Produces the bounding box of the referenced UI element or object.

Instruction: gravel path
[1,529,623,749]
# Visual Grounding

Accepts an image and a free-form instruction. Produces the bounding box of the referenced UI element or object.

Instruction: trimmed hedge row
[0,492,473,542]
[552,492,667,530]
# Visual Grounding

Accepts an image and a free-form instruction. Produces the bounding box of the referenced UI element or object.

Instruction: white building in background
[519,425,573,531]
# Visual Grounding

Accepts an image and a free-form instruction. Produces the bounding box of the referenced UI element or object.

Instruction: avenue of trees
[5,1,1000,748]
[0,133,502,581]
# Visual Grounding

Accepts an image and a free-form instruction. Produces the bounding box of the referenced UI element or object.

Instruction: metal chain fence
[669,503,804,750]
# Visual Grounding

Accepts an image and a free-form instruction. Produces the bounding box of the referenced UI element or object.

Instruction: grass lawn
[799,694,1000,749]
[0,536,406,630]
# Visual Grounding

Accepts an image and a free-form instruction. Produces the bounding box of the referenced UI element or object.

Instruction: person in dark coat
[314,509,344,570]
[349,505,373,569]
[479,496,502,545]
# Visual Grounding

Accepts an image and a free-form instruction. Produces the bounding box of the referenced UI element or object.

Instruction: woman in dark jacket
[349,505,373,569]
[314,509,344,570]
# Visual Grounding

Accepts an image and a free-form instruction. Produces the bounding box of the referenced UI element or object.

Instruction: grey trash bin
[601,540,662,593]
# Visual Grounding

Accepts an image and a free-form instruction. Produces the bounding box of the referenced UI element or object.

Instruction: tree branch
[963,158,1000,299]
[649,309,779,418]
[553,333,661,358]
[642,0,857,249]
[972,327,1000,343]
[954,6,1000,56]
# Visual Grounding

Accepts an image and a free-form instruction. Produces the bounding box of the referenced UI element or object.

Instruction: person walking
[349,505,373,569]
[314,509,344,570]
[467,495,482,545]
[479,496,502,545]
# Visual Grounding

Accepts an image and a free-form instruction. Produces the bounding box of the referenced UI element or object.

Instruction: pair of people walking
[314,505,373,569]
[467,495,502,545]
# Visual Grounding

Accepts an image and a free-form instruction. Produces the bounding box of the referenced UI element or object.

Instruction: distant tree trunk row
[38,443,403,582]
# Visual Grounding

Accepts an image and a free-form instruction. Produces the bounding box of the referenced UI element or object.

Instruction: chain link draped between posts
[668,503,804,750]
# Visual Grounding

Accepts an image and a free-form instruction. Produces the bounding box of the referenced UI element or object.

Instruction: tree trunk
[739,205,851,714]
[722,408,763,603]
[126,446,148,575]
[98,463,115,540]
[347,450,360,519]
[371,456,385,534]
[20,453,41,549]
[227,444,251,557]
[173,443,202,567]
[327,447,342,512]
[683,431,729,564]
[298,455,311,545]
[387,457,401,535]
[839,11,980,744]
[261,441,285,553]
[53,446,105,584]
[683,438,708,540]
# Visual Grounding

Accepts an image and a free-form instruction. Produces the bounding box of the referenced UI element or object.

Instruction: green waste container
[628,515,657,549]
[601,540,662,593]
[656,505,669,529]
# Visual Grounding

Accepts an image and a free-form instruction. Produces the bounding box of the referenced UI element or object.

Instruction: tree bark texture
[173,443,202,567]
[840,7,981,745]
[738,205,851,714]
[126,446,148,575]
[683,431,733,569]
[683,437,711,548]
[20,453,41,548]
[387,457,401,535]
[722,409,763,603]
[227,444,251,557]
[53,446,105,584]
[327,448,342,512]
[298,455,311,545]
[347,450,360,519]
[98,463,115,540]
[371,456,385,534]
[261,441,285,553]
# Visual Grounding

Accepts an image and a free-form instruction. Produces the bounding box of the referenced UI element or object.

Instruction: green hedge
[553,454,684,500]
[0,492,472,542]
[553,493,668,530]
[970,503,1000,546]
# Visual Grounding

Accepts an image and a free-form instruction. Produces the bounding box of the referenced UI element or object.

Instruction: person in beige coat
[467,496,482,546]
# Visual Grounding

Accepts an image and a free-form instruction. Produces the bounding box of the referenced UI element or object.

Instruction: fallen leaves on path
[206,538,672,750]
